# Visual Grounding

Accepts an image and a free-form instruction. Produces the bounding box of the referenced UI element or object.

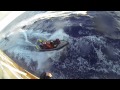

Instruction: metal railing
[0,50,39,79]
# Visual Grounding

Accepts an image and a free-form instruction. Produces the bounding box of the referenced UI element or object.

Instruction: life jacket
[43,39,60,49]
[43,42,54,49]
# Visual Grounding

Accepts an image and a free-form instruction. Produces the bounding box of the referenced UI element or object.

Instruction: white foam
[0,11,25,32]
[48,29,69,41]
[16,11,87,28]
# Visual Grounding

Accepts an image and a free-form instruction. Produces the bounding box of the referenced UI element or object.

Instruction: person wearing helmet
[45,39,60,48]
[40,72,52,79]
[38,39,44,49]
[46,39,60,49]
[53,39,60,48]
[43,41,54,49]
[38,39,43,43]
[38,39,60,49]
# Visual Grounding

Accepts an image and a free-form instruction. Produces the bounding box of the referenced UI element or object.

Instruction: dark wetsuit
[40,72,52,79]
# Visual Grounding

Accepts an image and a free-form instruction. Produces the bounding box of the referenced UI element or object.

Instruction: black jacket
[40,72,51,79]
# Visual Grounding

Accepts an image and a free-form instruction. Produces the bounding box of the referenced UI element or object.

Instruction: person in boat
[38,40,44,49]
[38,39,60,49]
